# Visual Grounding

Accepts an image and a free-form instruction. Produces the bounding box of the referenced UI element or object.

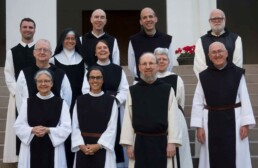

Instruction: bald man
[191,42,255,168]
[128,7,174,83]
[120,52,182,168]
[193,9,243,78]
[81,9,120,67]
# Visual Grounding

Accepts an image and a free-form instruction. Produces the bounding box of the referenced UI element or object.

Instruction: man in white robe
[120,53,182,168]
[191,42,255,168]
[16,39,72,113]
[3,18,36,163]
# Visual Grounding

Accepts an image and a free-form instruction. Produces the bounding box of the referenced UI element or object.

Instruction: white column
[167,0,216,65]
[6,0,57,51]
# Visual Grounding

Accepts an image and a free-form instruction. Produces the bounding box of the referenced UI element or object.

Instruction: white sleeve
[190,81,205,128]
[16,71,29,113]
[167,42,174,71]
[112,39,120,65]
[119,92,135,146]
[98,101,118,151]
[176,76,185,109]
[115,70,129,106]
[167,89,182,145]
[128,41,138,78]
[71,102,85,152]
[232,36,243,68]
[4,50,16,96]
[193,38,207,78]
[60,74,72,107]
[49,101,72,147]
[81,70,90,94]
[14,99,34,145]
[238,76,256,128]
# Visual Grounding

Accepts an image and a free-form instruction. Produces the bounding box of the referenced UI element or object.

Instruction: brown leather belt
[81,132,102,138]
[135,131,167,136]
[204,102,241,111]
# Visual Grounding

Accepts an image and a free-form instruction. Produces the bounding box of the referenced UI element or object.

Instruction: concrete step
[0,131,4,144]
[0,119,6,131]
[180,73,258,85]
[173,64,258,75]
[192,157,258,168]
[0,97,8,108]
[0,162,17,168]
[0,77,6,86]
[0,86,9,96]
[0,107,7,119]
[184,83,258,94]
[0,67,4,77]
[184,94,258,106]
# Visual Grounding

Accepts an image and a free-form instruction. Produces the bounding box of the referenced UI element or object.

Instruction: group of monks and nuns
[81,40,129,167]
[72,66,118,168]
[14,69,71,168]
[120,52,182,168]
[49,28,86,168]
[16,39,72,113]
[81,9,120,67]
[191,42,255,168]
[4,18,36,162]
[154,47,193,168]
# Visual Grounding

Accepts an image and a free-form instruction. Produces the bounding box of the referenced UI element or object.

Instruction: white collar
[157,71,173,78]
[20,41,35,48]
[89,91,104,97]
[91,31,105,38]
[97,60,110,66]
[36,92,54,99]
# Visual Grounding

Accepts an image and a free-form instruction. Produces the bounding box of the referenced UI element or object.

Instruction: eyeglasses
[89,76,103,80]
[209,17,224,22]
[139,62,157,67]
[210,50,226,56]
[36,80,52,84]
[34,48,51,53]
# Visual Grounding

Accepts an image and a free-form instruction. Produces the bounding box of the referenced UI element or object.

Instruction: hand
[82,144,101,155]
[240,125,249,140]
[32,126,49,137]
[167,143,176,158]
[126,145,135,159]
[197,127,205,144]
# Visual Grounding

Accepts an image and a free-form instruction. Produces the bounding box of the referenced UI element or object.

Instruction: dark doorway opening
[82,10,140,65]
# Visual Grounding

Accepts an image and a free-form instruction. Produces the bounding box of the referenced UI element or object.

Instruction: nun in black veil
[49,28,87,168]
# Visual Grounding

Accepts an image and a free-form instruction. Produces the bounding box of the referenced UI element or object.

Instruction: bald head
[208,42,228,69]
[209,42,226,52]
[140,7,156,18]
[90,9,107,35]
[91,9,106,18]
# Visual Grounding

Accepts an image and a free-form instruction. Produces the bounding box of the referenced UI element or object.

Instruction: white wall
[167,0,216,65]
[6,0,57,52]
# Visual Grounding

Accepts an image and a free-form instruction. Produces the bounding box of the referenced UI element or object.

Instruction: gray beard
[140,74,157,84]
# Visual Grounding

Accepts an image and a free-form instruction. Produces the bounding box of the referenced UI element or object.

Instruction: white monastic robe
[14,92,71,168]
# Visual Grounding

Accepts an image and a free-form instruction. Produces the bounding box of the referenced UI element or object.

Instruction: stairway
[0,65,258,168]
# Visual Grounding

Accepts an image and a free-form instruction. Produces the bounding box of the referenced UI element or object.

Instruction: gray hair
[154,47,169,57]
[35,39,52,53]
[34,69,53,82]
